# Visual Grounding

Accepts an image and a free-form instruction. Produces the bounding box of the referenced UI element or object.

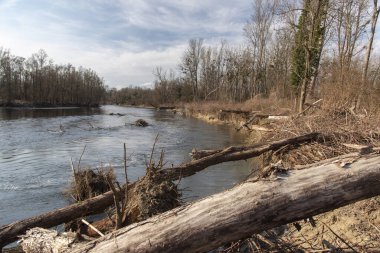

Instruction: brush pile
[125,166,180,223]
[66,168,114,201]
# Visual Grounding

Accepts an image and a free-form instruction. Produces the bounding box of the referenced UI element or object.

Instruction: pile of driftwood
[0,133,379,252]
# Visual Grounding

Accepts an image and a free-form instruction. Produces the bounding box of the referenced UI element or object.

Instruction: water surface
[0,105,253,226]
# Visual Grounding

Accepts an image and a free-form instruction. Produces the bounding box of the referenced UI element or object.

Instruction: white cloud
[0,0,251,88]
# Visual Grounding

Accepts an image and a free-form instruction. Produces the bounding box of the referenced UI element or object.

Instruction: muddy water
[0,105,253,226]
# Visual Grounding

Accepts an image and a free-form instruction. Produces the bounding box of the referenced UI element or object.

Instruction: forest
[110,0,380,113]
[0,48,106,107]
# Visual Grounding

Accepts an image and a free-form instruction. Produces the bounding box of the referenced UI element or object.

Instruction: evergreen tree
[290,0,329,111]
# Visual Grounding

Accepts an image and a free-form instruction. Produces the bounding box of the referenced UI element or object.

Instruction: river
[0,105,252,226]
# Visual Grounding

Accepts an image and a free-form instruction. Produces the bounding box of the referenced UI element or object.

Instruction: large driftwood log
[0,133,320,248]
[69,154,380,253]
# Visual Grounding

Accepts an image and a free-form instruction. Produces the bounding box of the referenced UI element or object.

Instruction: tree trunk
[70,154,380,253]
[356,1,380,109]
[0,133,320,248]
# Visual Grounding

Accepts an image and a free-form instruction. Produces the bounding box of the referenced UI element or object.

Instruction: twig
[149,134,159,168]
[321,221,357,252]
[158,149,165,169]
[123,143,128,186]
[70,157,81,201]
[122,143,129,223]
[77,144,87,171]
[368,220,380,234]
[81,219,104,237]
[106,175,122,229]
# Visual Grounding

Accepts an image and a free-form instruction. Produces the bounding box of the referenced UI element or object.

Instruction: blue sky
[0,0,251,88]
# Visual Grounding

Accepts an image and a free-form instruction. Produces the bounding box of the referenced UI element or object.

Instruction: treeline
[107,86,155,106]
[109,0,380,113]
[0,48,106,107]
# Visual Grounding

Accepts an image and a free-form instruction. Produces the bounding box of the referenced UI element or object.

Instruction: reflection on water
[0,105,253,226]
[0,107,102,120]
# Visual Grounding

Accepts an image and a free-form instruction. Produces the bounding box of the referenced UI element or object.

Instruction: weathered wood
[236,113,258,132]
[166,133,321,179]
[0,133,320,248]
[69,154,380,253]
[190,132,320,160]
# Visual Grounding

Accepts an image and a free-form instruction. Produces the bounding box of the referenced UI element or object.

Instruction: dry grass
[65,168,115,201]
[182,93,294,115]
[258,108,380,167]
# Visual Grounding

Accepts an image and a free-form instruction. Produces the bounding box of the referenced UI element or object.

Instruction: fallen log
[166,132,321,179]
[190,132,320,160]
[236,113,258,132]
[69,153,380,253]
[0,132,320,248]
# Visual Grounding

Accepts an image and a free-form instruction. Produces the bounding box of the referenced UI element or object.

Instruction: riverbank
[1,102,379,252]
[173,100,380,251]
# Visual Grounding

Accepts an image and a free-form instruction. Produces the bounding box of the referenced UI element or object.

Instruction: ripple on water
[0,105,252,226]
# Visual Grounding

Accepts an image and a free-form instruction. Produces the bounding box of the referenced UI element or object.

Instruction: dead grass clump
[256,108,380,167]
[66,168,114,201]
[183,93,294,116]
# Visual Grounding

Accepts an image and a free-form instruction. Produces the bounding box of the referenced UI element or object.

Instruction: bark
[0,132,320,248]
[69,154,380,253]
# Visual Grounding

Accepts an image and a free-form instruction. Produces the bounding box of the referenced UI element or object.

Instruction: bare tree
[356,0,380,108]
[244,0,278,97]
[180,39,204,101]
[332,0,369,80]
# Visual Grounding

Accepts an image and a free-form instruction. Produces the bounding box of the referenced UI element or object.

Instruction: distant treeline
[107,86,156,106]
[0,48,106,107]
[108,0,380,113]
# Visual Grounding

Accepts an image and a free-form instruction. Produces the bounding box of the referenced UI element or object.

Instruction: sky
[0,0,252,89]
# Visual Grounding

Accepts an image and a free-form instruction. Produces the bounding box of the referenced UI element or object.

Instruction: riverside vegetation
[1,0,380,252]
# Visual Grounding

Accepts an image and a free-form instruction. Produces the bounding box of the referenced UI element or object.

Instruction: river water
[0,105,252,226]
